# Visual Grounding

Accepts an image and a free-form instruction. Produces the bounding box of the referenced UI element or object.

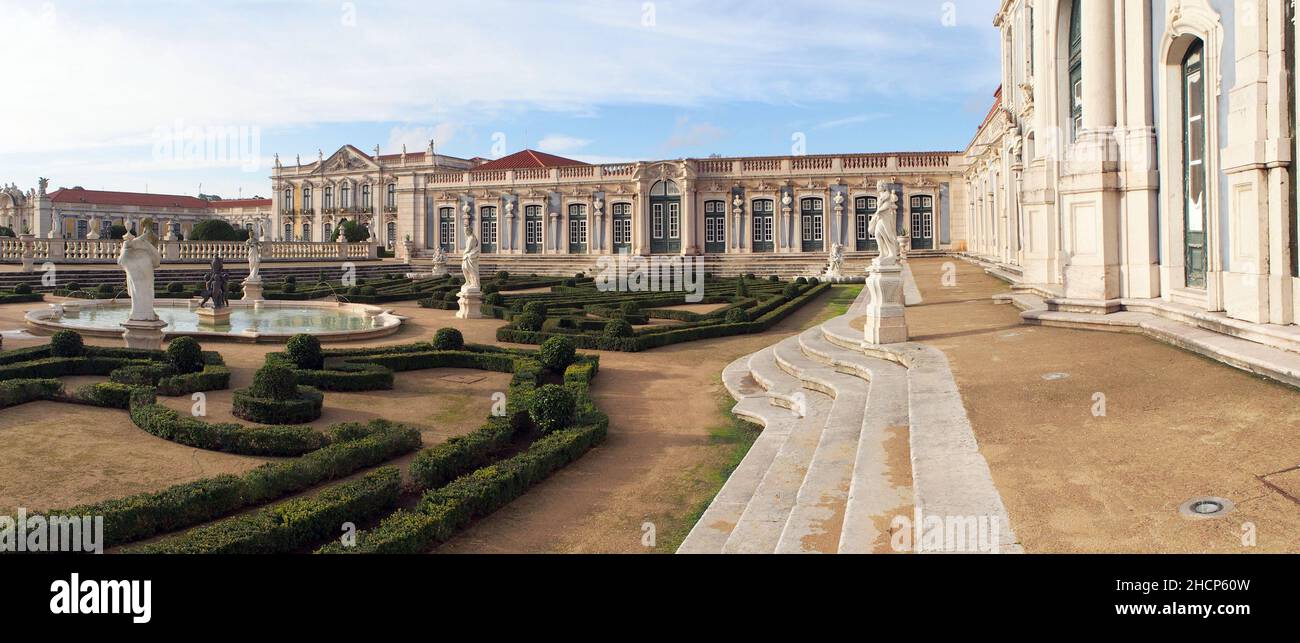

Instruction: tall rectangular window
[1068,0,1083,142]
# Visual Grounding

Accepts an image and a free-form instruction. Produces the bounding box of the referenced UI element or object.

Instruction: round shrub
[482,283,499,295]
[515,310,544,332]
[167,281,185,294]
[443,290,459,303]
[495,270,510,282]
[432,327,464,351]
[65,281,80,292]
[286,333,324,370]
[250,363,298,401]
[618,301,639,315]
[165,336,205,374]
[110,363,172,387]
[360,286,377,296]
[283,282,297,294]
[96,283,114,296]
[538,336,576,372]
[50,330,85,357]
[783,284,801,298]
[523,301,548,317]
[796,277,808,285]
[574,272,585,279]
[725,308,750,324]
[808,277,820,285]
[769,275,780,283]
[603,319,634,338]
[14,283,32,294]
[449,276,462,286]
[528,384,576,434]
[509,301,524,312]
[485,292,503,306]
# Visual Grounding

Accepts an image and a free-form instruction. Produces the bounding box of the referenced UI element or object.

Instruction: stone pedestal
[241,278,264,302]
[195,306,232,327]
[120,318,168,350]
[863,259,908,345]
[455,286,483,320]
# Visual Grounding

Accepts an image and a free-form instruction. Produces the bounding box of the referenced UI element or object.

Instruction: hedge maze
[461,273,832,351]
[0,328,607,554]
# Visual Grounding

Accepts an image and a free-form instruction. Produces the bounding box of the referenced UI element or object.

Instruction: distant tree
[233,228,250,241]
[0,226,14,238]
[336,219,368,243]
[189,219,240,241]
[108,224,127,240]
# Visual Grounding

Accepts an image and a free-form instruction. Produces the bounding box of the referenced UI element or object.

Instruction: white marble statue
[872,180,900,263]
[246,237,262,281]
[460,224,480,291]
[825,242,846,278]
[117,218,162,321]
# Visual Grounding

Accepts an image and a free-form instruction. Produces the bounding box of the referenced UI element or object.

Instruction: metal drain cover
[1179,497,1234,519]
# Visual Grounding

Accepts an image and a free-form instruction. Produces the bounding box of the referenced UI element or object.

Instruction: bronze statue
[199,256,231,309]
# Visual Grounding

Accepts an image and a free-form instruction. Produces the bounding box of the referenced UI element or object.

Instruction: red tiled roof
[471,149,588,172]
[208,198,272,209]
[48,187,211,209]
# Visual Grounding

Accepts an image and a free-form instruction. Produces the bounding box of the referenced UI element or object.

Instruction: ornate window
[302,187,312,212]
[340,184,352,209]
[1182,40,1208,288]
[386,221,396,249]
[386,183,396,209]
[361,184,371,209]
[439,206,455,250]
[302,222,312,241]
[612,202,632,247]
[1068,0,1083,141]
[323,187,333,210]
[569,204,587,244]
[283,187,293,211]
[323,222,332,240]
[284,223,292,241]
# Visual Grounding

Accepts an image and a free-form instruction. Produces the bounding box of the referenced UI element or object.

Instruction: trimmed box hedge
[53,420,421,547]
[0,378,63,409]
[126,467,402,554]
[129,390,327,457]
[231,385,324,425]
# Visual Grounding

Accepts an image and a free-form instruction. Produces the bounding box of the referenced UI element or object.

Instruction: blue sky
[0,0,1001,198]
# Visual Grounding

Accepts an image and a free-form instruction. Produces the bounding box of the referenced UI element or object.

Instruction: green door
[855,196,877,251]
[479,206,497,253]
[1183,41,1207,288]
[800,197,823,253]
[524,205,542,254]
[752,198,774,253]
[909,195,934,250]
[612,202,632,253]
[568,204,588,254]
[704,200,726,253]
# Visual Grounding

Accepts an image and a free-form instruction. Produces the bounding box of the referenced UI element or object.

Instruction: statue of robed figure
[117,217,162,321]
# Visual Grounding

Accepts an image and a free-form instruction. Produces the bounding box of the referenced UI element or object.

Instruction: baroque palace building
[0,179,271,240]
[271,145,966,263]
[966,0,1300,330]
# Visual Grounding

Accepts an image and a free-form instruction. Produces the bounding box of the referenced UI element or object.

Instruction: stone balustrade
[0,234,378,267]
[422,152,959,188]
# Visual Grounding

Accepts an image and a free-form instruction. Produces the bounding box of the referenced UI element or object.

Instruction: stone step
[770,334,870,553]
[722,347,834,553]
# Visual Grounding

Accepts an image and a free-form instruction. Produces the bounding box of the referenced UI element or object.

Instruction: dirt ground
[904,258,1300,553]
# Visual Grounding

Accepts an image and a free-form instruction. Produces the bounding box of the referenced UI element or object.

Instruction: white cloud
[536,134,592,154]
[814,113,889,130]
[0,0,1000,157]
[663,117,724,153]
[386,123,461,155]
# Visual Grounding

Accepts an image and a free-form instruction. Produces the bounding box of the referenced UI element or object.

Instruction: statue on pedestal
[824,242,846,279]
[198,257,231,309]
[117,218,162,321]
[872,181,900,264]
[430,245,449,278]
[246,238,262,281]
[460,225,480,291]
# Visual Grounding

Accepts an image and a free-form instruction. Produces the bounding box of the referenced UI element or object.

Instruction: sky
[0,0,1002,199]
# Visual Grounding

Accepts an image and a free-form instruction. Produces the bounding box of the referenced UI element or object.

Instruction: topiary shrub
[250,364,298,401]
[286,334,324,370]
[808,277,820,285]
[515,311,544,332]
[796,276,808,285]
[432,327,464,351]
[769,275,780,283]
[360,286,377,296]
[725,308,750,324]
[783,283,800,298]
[65,281,81,292]
[167,282,185,294]
[283,282,297,294]
[603,319,634,338]
[443,290,459,303]
[50,330,85,357]
[484,292,503,306]
[96,283,114,296]
[523,301,548,317]
[538,336,576,373]
[286,276,297,286]
[574,272,585,279]
[14,283,32,294]
[482,283,499,295]
[495,270,510,282]
[165,337,205,375]
[735,278,750,298]
[527,384,576,434]
[618,301,639,315]
[562,279,576,287]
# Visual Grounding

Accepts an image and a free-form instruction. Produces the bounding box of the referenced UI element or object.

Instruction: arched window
[1182,40,1208,289]
[1067,0,1083,141]
[284,223,293,241]
[323,222,332,240]
[650,180,679,196]
[302,222,312,241]
[386,221,396,249]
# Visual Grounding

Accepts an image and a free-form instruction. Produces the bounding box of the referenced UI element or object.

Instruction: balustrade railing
[0,235,378,265]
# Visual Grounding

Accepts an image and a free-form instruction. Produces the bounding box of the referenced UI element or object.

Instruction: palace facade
[0,180,271,240]
[271,146,966,262]
[966,0,1300,329]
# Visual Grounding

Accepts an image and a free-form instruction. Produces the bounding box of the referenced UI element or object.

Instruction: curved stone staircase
[679,284,1021,554]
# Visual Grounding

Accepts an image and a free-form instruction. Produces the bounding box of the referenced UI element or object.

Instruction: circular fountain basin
[26,299,405,343]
